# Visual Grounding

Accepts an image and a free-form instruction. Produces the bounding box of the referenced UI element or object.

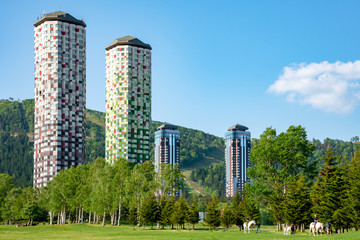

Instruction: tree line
[0,157,261,231]
[248,125,360,233]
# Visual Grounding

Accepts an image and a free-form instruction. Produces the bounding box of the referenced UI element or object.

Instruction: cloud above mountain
[268,61,360,114]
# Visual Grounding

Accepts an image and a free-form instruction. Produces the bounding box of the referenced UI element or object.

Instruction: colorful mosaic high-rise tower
[33,11,86,188]
[105,36,152,163]
[225,124,251,197]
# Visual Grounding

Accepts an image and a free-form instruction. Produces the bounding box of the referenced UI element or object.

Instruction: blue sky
[0,0,359,141]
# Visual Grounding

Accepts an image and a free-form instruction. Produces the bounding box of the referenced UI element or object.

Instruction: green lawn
[1,223,359,240]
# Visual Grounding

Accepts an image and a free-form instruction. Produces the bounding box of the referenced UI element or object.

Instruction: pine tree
[221,203,233,231]
[284,175,312,231]
[311,146,352,233]
[128,207,138,230]
[231,190,244,231]
[187,195,200,230]
[158,195,168,229]
[332,158,353,233]
[243,193,260,222]
[348,149,360,230]
[205,195,220,231]
[140,193,159,230]
[162,196,175,229]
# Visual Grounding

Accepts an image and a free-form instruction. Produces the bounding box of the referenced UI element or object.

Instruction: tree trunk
[193,224,195,230]
[62,206,66,225]
[93,212,96,224]
[143,224,145,230]
[75,207,78,223]
[57,213,60,225]
[77,207,80,223]
[89,211,92,224]
[68,211,71,224]
[81,207,84,223]
[30,218,33,226]
[102,211,106,227]
[49,212,53,225]
[118,197,121,226]
[151,223,153,230]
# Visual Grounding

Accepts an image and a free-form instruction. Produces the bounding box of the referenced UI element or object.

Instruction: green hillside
[1,99,358,196]
[0,99,225,191]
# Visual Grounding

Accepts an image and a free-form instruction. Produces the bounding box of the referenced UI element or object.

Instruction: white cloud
[268,61,360,114]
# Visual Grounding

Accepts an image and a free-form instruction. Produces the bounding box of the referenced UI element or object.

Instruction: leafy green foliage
[189,163,225,196]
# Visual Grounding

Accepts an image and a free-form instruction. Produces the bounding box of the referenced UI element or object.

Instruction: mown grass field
[0,223,359,240]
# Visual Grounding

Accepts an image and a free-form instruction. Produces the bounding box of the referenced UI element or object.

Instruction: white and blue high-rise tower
[225,124,251,197]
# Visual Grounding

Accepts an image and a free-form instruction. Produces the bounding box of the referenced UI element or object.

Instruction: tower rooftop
[34,11,86,27]
[157,123,177,130]
[227,124,248,131]
[105,36,152,51]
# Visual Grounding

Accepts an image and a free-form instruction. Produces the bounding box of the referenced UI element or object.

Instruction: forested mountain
[0,99,359,197]
[0,99,225,189]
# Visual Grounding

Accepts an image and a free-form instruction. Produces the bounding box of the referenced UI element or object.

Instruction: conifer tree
[162,196,175,229]
[187,195,200,230]
[158,195,168,229]
[140,193,159,230]
[221,203,233,231]
[284,175,311,231]
[231,189,244,231]
[348,149,360,230]
[205,195,220,231]
[312,146,352,233]
[170,196,187,229]
[128,206,138,230]
[243,193,260,222]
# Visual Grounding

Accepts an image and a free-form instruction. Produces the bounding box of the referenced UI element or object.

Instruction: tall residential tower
[154,123,181,197]
[105,36,151,163]
[33,11,86,188]
[225,124,251,197]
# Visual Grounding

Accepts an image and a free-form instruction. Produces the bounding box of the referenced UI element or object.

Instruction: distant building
[154,123,181,196]
[33,11,86,188]
[105,36,152,163]
[225,124,251,197]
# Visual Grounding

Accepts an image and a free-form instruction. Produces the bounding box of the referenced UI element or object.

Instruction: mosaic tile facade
[33,11,86,188]
[105,36,151,163]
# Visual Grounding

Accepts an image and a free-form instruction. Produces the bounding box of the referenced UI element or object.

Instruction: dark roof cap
[34,11,86,27]
[157,123,177,130]
[227,124,249,131]
[105,36,152,51]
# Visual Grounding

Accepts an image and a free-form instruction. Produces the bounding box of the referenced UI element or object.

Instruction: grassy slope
[0,224,358,240]
[86,109,105,129]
